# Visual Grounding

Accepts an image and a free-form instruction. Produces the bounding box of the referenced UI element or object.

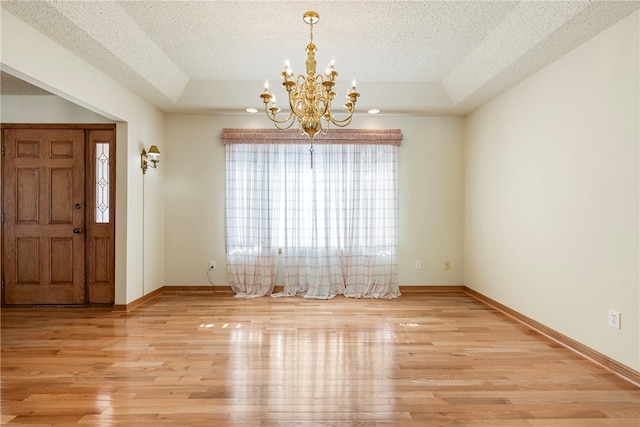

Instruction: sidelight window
[95,142,110,223]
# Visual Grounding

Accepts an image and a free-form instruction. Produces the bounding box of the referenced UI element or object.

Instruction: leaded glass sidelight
[96,142,110,223]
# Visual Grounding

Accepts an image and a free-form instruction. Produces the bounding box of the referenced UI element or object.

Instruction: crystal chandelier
[260,11,360,141]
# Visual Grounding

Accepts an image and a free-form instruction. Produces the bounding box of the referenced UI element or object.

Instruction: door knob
[73,228,83,234]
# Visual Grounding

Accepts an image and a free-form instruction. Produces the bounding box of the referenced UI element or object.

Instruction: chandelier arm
[317,92,331,118]
[273,119,297,130]
[319,116,329,132]
[329,117,354,128]
[316,76,331,112]
[288,93,300,116]
[264,107,295,126]
[328,113,355,127]
[288,76,306,114]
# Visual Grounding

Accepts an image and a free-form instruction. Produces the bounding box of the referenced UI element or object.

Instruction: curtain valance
[221,128,403,146]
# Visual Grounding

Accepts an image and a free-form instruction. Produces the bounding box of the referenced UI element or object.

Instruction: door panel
[51,237,74,283]
[16,169,39,222]
[3,128,85,304]
[50,168,74,222]
[16,238,38,283]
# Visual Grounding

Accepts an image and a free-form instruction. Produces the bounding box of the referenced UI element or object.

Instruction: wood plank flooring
[1,290,639,426]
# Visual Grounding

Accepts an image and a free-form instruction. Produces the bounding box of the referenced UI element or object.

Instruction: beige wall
[164,114,465,287]
[1,96,113,123]
[464,11,639,371]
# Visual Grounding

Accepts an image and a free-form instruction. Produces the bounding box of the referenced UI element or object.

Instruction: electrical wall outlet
[415,260,422,270]
[608,309,621,329]
[444,261,451,270]
[209,260,216,270]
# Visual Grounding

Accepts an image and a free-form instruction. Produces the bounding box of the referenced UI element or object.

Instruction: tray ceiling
[1,1,638,116]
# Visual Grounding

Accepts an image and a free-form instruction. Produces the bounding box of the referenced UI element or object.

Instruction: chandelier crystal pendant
[260,11,360,142]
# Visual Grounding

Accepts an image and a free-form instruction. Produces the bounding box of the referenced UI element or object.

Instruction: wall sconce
[141,145,160,174]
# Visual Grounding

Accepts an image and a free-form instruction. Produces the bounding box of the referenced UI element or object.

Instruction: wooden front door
[2,128,85,304]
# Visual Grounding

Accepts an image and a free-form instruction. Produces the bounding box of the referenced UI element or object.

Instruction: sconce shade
[147,145,160,161]
[141,145,161,174]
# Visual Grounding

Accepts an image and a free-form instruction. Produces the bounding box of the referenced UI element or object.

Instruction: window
[223,129,402,299]
[95,142,110,223]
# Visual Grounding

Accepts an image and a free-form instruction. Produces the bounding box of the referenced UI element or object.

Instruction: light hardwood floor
[1,290,639,426]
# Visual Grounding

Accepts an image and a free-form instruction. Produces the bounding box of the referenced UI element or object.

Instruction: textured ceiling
[1,1,639,116]
[0,71,52,95]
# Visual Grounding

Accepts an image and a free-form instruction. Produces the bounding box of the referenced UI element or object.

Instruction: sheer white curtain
[224,129,401,299]
[225,144,279,297]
